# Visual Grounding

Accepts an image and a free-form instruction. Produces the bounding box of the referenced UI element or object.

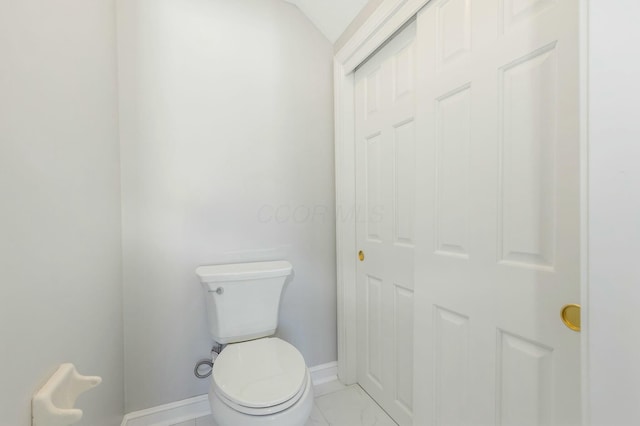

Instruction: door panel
[355,20,417,426]
[435,84,471,258]
[414,0,580,425]
[497,331,554,426]
[434,306,470,426]
[393,120,416,246]
[499,43,558,269]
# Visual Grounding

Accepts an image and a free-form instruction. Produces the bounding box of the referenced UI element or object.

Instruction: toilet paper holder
[32,363,102,426]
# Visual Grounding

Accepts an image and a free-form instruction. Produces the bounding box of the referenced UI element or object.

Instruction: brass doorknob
[561,304,581,332]
[358,250,365,261]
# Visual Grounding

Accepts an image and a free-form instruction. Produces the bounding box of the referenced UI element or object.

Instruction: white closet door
[413,0,581,425]
[354,20,417,426]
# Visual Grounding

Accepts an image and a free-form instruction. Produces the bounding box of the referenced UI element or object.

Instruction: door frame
[333,0,590,421]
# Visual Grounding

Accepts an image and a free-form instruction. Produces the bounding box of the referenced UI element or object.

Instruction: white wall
[117,0,336,411]
[588,1,640,424]
[284,0,370,43]
[0,0,124,425]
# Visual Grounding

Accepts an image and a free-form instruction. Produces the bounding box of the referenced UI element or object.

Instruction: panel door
[413,0,580,425]
[354,20,417,426]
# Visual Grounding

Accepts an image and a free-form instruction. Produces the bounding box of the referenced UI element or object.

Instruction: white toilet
[196,261,313,426]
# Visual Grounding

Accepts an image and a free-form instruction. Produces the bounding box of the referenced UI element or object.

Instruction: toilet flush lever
[209,287,224,295]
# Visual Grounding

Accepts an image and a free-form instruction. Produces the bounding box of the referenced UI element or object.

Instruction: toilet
[196,261,313,426]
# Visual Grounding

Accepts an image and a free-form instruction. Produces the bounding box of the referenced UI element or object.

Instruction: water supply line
[194,343,223,379]
[193,359,213,379]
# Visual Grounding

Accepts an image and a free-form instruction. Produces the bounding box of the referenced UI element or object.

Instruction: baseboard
[121,361,339,426]
[120,395,211,426]
[309,361,338,386]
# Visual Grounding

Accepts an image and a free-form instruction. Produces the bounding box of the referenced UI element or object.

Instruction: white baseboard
[120,395,210,426]
[309,361,338,386]
[121,361,339,426]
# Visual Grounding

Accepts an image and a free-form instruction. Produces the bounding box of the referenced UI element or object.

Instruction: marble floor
[171,381,397,426]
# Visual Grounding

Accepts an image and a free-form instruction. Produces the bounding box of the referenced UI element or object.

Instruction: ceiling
[283,0,370,43]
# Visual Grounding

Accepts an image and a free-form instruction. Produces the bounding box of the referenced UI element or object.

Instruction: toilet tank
[196,261,292,344]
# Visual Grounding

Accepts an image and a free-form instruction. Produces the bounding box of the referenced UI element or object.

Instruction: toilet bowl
[195,261,312,426]
[208,338,313,426]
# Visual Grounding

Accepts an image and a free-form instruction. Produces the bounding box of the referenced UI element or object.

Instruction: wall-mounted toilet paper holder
[32,363,102,426]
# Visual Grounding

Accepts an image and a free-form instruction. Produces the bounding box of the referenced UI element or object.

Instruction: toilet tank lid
[196,261,292,283]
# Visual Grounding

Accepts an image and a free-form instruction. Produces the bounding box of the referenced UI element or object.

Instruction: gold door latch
[358,250,365,261]
[561,304,581,332]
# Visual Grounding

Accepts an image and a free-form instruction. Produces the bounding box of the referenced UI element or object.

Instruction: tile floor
[171,381,397,426]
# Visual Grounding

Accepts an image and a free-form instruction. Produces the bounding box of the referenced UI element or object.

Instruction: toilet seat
[214,370,309,416]
[212,337,307,414]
